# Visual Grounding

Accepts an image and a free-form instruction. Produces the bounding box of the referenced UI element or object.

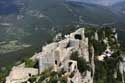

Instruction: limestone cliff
[6,27,124,83]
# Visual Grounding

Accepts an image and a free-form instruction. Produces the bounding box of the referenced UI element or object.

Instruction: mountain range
[67,0,125,6]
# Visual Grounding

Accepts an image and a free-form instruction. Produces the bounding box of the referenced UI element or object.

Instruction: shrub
[96,79,105,83]
[25,59,36,68]
[70,51,90,73]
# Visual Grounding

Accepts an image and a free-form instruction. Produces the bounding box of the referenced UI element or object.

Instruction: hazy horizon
[67,0,125,6]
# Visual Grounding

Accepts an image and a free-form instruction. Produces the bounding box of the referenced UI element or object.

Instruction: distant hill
[0,0,22,15]
[67,0,125,6]
[110,1,125,33]
[0,0,121,42]
[111,1,125,15]
[66,1,118,24]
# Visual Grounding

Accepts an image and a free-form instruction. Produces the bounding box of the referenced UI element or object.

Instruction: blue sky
[67,0,125,6]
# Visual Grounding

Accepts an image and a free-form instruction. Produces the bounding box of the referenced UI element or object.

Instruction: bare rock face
[6,67,38,83]
[6,27,123,83]
[119,56,125,83]
[37,28,93,83]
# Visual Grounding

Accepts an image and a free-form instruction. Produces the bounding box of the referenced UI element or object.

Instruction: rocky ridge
[6,27,125,83]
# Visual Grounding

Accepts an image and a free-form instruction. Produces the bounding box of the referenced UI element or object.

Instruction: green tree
[70,51,90,73]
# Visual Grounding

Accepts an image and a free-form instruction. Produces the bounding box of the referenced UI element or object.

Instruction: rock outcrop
[6,27,124,83]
